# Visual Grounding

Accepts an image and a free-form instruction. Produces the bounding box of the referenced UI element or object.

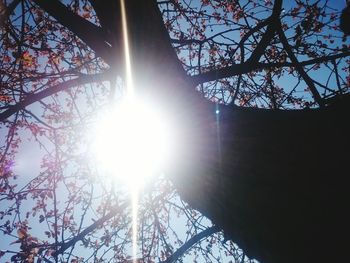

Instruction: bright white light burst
[92,98,171,188]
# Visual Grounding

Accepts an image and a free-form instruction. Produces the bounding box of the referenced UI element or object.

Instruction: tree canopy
[0,0,349,263]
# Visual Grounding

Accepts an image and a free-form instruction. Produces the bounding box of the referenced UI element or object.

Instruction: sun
[92,98,172,188]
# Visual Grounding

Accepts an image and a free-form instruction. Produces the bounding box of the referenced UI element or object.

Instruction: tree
[1,1,349,263]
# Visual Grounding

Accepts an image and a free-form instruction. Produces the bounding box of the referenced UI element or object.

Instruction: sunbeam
[120,1,138,260]
[91,1,173,262]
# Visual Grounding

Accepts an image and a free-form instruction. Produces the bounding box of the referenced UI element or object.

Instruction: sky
[1,0,349,262]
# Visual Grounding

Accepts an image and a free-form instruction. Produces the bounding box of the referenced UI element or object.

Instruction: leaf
[39,215,45,223]
[44,231,51,238]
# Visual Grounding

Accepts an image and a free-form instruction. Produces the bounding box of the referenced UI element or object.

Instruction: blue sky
[1,0,349,262]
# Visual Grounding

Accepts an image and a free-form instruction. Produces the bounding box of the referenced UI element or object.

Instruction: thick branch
[32,0,115,66]
[190,51,350,86]
[247,0,283,64]
[191,61,255,86]
[161,226,220,263]
[0,72,109,122]
[89,0,119,33]
[0,0,21,23]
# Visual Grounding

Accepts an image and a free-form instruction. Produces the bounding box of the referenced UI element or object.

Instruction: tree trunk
[118,1,350,262]
[180,100,350,263]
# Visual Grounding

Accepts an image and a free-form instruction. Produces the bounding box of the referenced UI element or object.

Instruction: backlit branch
[0,72,109,121]
[246,0,283,64]
[190,52,350,87]
[277,21,324,107]
[160,225,220,263]
[32,0,115,66]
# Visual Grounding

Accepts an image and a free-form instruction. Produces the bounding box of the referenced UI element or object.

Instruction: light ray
[120,0,134,98]
[92,2,174,261]
[120,0,138,261]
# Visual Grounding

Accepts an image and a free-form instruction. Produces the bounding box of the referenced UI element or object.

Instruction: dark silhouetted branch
[161,226,220,263]
[190,51,350,87]
[0,72,109,122]
[277,22,324,106]
[32,0,115,65]
[246,0,283,64]
[53,203,127,257]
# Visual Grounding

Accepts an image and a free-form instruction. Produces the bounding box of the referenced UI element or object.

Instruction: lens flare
[93,99,171,186]
[92,1,173,261]
[92,96,173,261]
[120,0,139,260]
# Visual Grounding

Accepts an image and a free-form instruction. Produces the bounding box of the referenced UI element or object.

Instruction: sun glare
[90,97,173,262]
[92,98,171,188]
[93,0,173,260]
